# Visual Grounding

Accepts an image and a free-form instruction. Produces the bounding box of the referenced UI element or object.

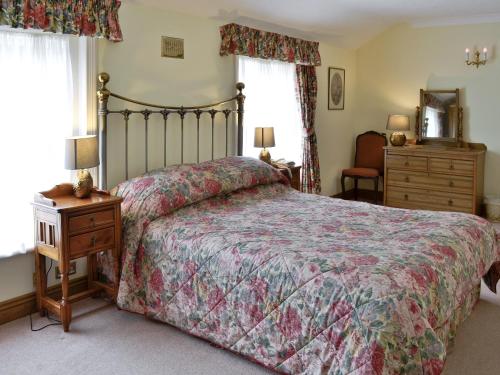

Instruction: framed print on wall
[328,67,345,110]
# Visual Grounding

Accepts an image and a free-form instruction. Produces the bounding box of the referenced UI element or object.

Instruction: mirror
[416,89,463,146]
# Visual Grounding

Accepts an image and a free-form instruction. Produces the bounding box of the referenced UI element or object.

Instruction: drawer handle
[404,176,410,183]
[448,199,453,206]
[90,216,95,227]
[449,163,454,170]
[404,194,409,201]
[91,235,97,247]
[449,181,454,187]
[404,161,410,167]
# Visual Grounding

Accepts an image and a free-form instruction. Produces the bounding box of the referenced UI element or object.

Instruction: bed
[96,74,500,374]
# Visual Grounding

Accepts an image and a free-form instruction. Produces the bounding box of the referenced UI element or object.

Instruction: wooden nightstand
[277,165,302,191]
[32,183,122,332]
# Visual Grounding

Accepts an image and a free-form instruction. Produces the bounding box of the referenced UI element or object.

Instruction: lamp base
[259,148,271,164]
[390,132,407,146]
[73,169,93,198]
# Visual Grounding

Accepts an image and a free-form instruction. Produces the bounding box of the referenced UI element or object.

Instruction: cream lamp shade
[254,127,275,148]
[386,115,410,131]
[64,135,99,170]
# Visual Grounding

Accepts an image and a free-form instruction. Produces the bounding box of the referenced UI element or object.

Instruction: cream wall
[97,2,357,194]
[355,22,500,195]
[316,44,357,196]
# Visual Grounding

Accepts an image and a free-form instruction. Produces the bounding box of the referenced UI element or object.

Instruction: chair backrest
[354,131,387,173]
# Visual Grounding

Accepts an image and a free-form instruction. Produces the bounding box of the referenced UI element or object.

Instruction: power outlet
[55,261,77,279]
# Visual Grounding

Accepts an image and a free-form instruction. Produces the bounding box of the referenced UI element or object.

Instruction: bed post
[236,82,245,156]
[97,73,110,190]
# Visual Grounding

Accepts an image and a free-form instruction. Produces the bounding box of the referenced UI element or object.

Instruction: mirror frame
[416,89,463,147]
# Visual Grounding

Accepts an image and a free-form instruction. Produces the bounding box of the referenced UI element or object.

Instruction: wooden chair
[341,131,387,203]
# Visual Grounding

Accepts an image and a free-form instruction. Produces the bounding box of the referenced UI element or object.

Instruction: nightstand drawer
[69,208,114,234]
[69,227,115,258]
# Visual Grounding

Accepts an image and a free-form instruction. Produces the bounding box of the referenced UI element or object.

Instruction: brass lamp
[65,135,99,198]
[254,127,275,163]
[387,115,410,146]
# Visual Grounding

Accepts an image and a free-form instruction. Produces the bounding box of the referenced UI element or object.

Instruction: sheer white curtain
[237,56,302,163]
[0,30,77,257]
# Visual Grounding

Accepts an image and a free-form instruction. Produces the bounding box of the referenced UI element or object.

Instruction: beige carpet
[1,282,499,375]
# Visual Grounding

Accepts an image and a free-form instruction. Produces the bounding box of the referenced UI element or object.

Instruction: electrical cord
[29,259,62,331]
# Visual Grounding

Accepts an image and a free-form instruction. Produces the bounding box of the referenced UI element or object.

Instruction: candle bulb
[483,47,488,60]
[465,48,470,61]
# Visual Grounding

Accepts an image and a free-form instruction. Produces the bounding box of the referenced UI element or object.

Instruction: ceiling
[130,0,500,48]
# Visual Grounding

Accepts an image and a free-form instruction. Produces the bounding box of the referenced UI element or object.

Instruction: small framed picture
[328,67,345,110]
[161,36,184,59]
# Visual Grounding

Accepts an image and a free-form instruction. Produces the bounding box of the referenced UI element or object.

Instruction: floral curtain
[220,23,321,66]
[0,0,123,41]
[296,64,321,194]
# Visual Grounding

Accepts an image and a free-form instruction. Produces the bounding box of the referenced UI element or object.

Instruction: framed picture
[328,67,345,110]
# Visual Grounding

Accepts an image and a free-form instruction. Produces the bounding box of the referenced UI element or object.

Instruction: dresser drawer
[69,209,114,234]
[387,170,474,194]
[69,227,115,258]
[428,158,474,176]
[386,155,427,171]
[386,187,473,213]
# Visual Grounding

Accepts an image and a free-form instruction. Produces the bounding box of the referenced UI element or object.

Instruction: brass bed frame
[96,72,245,190]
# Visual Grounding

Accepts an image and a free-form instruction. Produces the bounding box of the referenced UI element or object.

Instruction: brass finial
[236,82,245,93]
[98,72,110,87]
[97,72,110,103]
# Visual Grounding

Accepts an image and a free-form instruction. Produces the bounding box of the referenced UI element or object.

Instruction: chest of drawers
[383,145,485,214]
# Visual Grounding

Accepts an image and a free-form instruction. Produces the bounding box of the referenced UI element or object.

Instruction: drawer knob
[404,161,410,167]
[90,216,95,227]
[449,181,454,187]
[448,199,453,206]
[404,176,410,183]
[91,235,96,247]
[404,194,409,200]
[449,163,454,170]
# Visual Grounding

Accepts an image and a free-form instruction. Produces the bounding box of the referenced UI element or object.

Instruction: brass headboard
[96,73,245,190]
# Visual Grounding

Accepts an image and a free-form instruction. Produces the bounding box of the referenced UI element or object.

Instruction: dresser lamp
[65,135,99,198]
[387,115,410,146]
[254,127,275,163]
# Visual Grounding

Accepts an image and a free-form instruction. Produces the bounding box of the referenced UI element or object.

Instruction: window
[0,30,94,258]
[237,56,303,164]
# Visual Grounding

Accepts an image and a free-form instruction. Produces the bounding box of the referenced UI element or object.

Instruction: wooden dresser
[384,145,485,214]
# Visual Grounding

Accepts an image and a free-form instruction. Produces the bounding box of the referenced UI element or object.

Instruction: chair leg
[341,175,346,199]
[354,178,358,201]
[374,177,379,204]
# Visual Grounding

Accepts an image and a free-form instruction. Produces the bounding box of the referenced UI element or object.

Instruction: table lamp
[387,115,410,146]
[254,127,275,163]
[65,135,99,198]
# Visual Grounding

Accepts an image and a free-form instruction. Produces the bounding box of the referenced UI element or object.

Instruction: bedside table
[32,183,122,332]
[277,165,302,191]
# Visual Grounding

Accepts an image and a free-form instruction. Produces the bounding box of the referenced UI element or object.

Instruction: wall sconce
[465,47,487,68]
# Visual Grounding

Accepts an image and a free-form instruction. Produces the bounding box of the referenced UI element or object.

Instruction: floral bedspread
[111,157,499,375]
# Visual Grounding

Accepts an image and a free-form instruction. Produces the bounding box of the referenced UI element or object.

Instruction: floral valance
[219,23,321,66]
[0,0,123,42]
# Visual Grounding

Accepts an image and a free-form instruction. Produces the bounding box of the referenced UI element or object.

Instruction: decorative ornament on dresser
[328,67,345,110]
[254,127,275,163]
[65,135,99,198]
[387,114,410,146]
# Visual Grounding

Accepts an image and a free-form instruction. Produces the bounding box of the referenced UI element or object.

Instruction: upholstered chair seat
[341,131,387,203]
[342,167,380,178]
